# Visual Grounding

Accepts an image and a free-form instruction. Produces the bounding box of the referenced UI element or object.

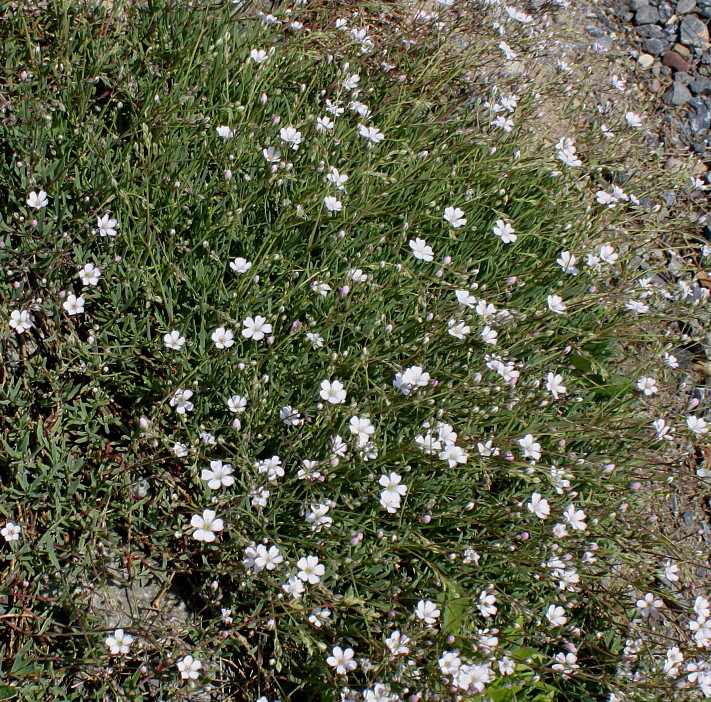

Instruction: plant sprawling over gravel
[1,1,709,701]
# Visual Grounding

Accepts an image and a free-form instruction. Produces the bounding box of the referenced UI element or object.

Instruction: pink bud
[430,379,438,387]
[232,418,242,430]
[12,281,20,289]
[30,219,38,227]
[339,285,350,296]
[519,532,530,540]
[272,114,281,125]
[630,482,641,490]
[377,530,385,539]
[266,336,274,345]
[507,276,517,285]
[435,269,443,278]
[114,255,122,262]
[253,275,260,283]
[426,312,433,321]
[442,256,452,265]
[224,169,232,181]
[290,320,302,332]
[260,92,268,104]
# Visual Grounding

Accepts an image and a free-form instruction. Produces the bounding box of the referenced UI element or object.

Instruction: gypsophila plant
[1,1,710,701]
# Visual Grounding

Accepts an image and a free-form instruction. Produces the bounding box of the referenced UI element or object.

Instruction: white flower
[216,125,235,139]
[279,126,303,149]
[212,326,235,348]
[491,115,514,132]
[557,251,579,275]
[409,238,434,262]
[309,607,332,627]
[227,394,247,413]
[324,196,343,212]
[379,472,407,513]
[385,630,410,656]
[316,116,335,132]
[1,521,21,542]
[297,555,325,584]
[547,294,566,314]
[96,213,118,237]
[546,604,567,627]
[177,655,203,680]
[242,316,272,340]
[563,504,587,531]
[518,434,541,461]
[9,309,33,334]
[688,416,709,435]
[415,600,441,625]
[311,281,331,297]
[499,41,517,59]
[493,219,516,243]
[347,268,367,282]
[201,460,235,490]
[447,320,470,339]
[280,405,302,426]
[444,206,466,228]
[327,167,349,191]
[191,509,224,542]
[636,377,658,396]
[263,146,281,163]
[229,257,252,273]
[164,330,186,350]
[27,190,49,209]
[256,455,284,482]
[343,73,360,90]
[527,493,550,519]
[170,388,194,414]
[625,111,643,128]
[327,646,357,674]
[440,444,468,468]
[455,290,477,307]
[282,574,305,598]
[636,592,664,617]
[78,263,101,286]
[481,325,498,345]
[358,124,385,143]
[599,244,618,265]
[546,372,567,399]
[652,418,673,440]
[63,294,85,316]
[105,628,134,655]
[172,442,188,457]
[320,379,346,404]
[250,48,271,64]
[552,652,579,677]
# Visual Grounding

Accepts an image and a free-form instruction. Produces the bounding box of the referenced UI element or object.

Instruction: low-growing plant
[1,1,709,701]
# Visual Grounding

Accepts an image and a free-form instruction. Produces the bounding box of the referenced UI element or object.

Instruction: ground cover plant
[2,0,711,700]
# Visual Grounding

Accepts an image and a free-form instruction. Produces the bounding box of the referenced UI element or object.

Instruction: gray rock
[663,80,694,105]
[680,15,711,47]
[690,76,711,94]
[676,71,695,84]
[635,5,661,23]
[662,190,678,205]
[683,510,697,525]
[636,23,666,38]
[697,566,710,577]
[643,37,668,54]
[678,0,697,12]
[631,0,650,9]
[698,0,711,17]
[586,25,605,37]
[669,495,680,513]
[688,97,711,134]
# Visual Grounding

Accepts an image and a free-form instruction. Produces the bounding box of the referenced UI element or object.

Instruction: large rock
[635,4,661,23]
[690,76,711,95]
[680,15,710,47]
[677,0,697,12]
[663,49,693,71]
[663,81,693,105]
[643,37,668,54]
